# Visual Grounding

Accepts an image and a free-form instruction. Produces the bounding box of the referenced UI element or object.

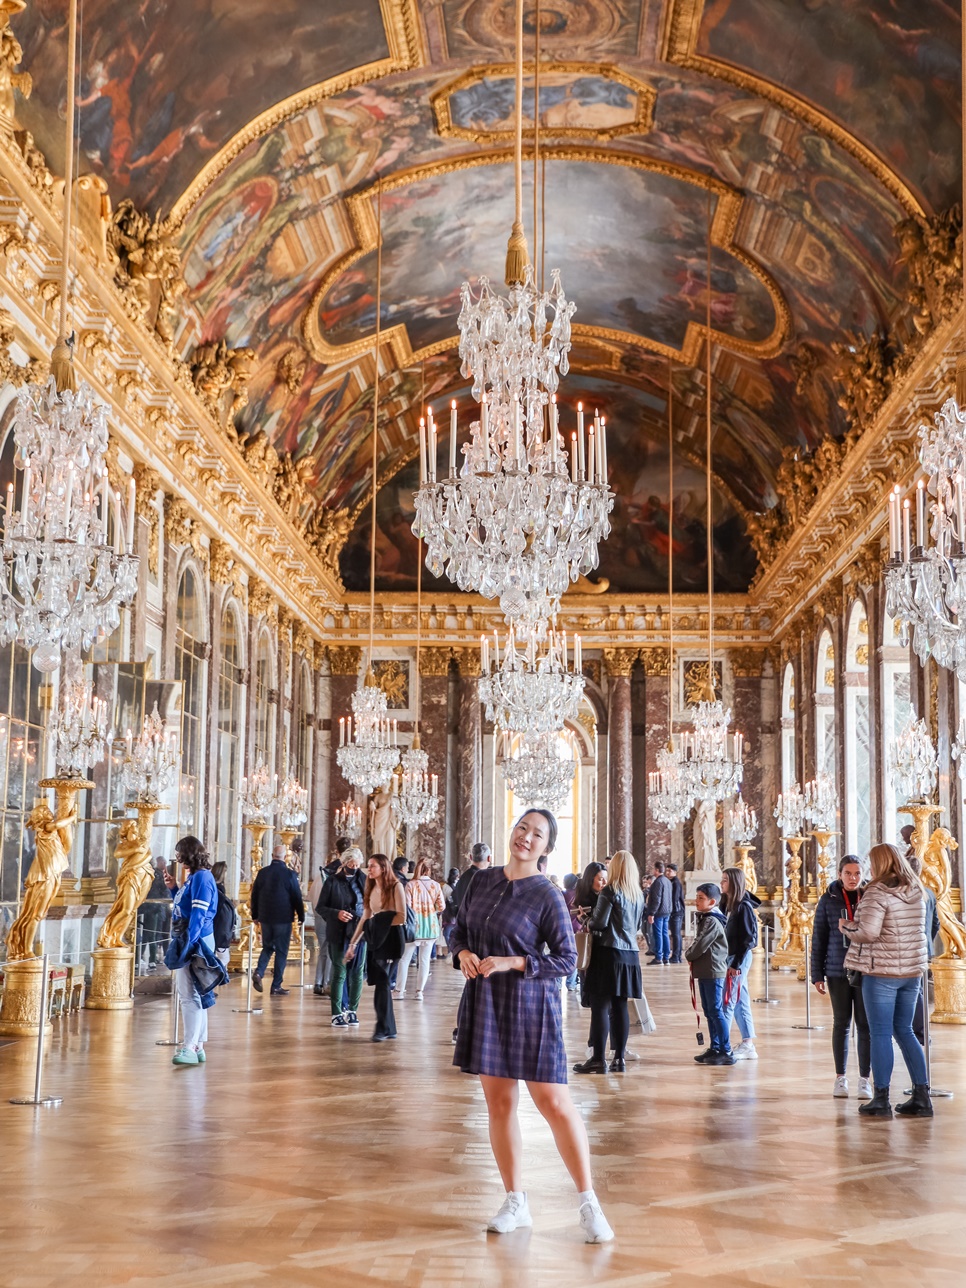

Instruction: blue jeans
[722,950,756,1042]
[652,917,670,962]
[256,921,292,991]
[861,974,928,1088]
[698,978,731,1053]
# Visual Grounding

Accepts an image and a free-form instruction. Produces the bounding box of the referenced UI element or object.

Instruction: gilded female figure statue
[6,795,78,961]
[920,827,966,959]
[97,818,155,948]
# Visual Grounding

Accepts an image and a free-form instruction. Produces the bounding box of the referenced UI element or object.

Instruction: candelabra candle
[774,783,807,837]
[803,772,837,831]
[120,701,180,807]
[277,774,308,829]
[334,799,362,839]
[51,656,113,778]
[729,794,759,845]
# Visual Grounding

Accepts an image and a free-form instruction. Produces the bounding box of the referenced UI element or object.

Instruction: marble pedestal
[930,957,966,1024]
[86,946,135,1010]
[0,957,53,1037]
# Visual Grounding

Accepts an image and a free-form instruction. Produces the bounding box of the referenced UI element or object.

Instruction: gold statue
[97,818,155,949]
[920,827,966,959]
[0,8,31,137]
[6,796,78,960]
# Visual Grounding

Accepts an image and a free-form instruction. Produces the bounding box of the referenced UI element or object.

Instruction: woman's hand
[813,980,827,995]
[838,917,855,934]
[344,943,356,963]
[727,965,740,978]
[479,955,525,977]
[457,951,482,979]
[162,868,175,890]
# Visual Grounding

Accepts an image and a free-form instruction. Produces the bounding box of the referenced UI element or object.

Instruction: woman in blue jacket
[810,855,872,1100]
[162,836,219,1066]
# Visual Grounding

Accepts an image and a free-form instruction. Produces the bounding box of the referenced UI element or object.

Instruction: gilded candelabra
[810,829,839,897]
[771,836,814,976]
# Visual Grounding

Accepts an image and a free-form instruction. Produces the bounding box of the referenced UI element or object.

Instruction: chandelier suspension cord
[705,189,715,685]
[532,0,540,277]
[959,9,966,404]
[52,0,80,392]
[368,187,382,669]
[667,356,674,736]
[505,0,529,285]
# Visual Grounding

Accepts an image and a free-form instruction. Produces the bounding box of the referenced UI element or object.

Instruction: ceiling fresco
[5,0,961,594]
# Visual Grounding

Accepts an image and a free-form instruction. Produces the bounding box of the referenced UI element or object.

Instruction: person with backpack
[210,861,237,972]
[719,866,759,1060]
[685,881,734,1065]
[395,858,445,1000]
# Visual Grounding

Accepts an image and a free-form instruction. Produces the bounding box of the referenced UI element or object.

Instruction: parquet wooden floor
[2,955,965,1287]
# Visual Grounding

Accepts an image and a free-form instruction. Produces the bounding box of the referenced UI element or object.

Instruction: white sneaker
[579,1197,614,1244]
[415,990,424,1000]
[393,992,406,1000]
[833,1075,849,1098]
[857,1077,873,1101]
[487,1191,532,1234]
[733,1040,758,1060]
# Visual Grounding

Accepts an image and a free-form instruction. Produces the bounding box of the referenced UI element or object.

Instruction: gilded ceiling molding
[301,145,791,368]
[165,0,425,230]
[432,62,656,143]
[660,0,924,218]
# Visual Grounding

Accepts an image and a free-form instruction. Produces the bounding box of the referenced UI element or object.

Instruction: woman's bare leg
[480,1075,523,1191]
[526,1081,593,1193]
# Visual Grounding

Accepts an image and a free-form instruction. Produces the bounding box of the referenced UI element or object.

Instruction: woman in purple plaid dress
[450,809,614,1245]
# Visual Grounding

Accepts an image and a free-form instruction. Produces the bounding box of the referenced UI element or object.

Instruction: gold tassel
[957,353,966,407]
[50,337,77,394]
[504,219,529,287]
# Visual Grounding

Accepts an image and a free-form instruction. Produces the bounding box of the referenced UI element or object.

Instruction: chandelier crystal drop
[277,774,308,830]
[121,702,180,807]
[729,794,759,845]
[648,739,694,827]
[500,729,576,810]
[680,699,744,803]
[889,715,938,802]
[239,758,278,823]
[336,671,399,796]
[391,736,440,829]
[803,772,837,830]
[479,624,584,735]
[774,783,807,837]
[334,799,363,840]
[51,654,112,778]
[1,379,139,671]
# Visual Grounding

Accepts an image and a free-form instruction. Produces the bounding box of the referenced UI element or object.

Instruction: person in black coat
[645,862,673,964]
[316,846,367,1025]
[719,867,759,1059]
[250,843,305,996]
[666,863,686,963]
[810,854,871,1099]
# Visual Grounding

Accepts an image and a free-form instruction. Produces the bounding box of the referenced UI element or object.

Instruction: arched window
[815,629,837,787]
[781,663,796,793]
[213,606,244,874]
[175,567,207,835]
[844,601,871,859]
[293,658,313,795]
[252,632,275,768]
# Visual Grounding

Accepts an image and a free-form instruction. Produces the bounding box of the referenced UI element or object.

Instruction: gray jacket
[587,886,644,952]
[843,882,927,978]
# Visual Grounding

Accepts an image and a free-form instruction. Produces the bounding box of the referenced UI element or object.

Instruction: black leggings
[826,974,870,1078]
[589,996,630,1061]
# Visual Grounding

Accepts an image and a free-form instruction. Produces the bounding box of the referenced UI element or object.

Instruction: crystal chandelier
[120,701,180,807]
[239,757,278,823]
[889,715,938,802]
[411,0,613,625]
[391,735,440,828]
[501,729,576,810]
[334,799,363,839]
[649,739,693,827]
[336,672,399,795]
[774,783,807,836]
[803,772,837,830]
[729,794,759,845]
[277,774,308,829]
[0,0,138,673]
[479,624,584,735]
[51,654,111,778]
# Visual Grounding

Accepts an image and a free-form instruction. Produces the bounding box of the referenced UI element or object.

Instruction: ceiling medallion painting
[433,62,655,142]
[437,0,646,62]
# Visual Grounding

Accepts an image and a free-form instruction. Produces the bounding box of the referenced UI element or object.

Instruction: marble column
[414,649,452,873]
[325,646,362,851]
[730,649,773,888]
[641,647,671,869]
[605,649,638,854]
[456,651,482,863]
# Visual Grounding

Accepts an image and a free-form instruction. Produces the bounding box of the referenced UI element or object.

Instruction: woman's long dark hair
[720,866,747,916]
[364,853,399,910]
[176,835,210,873]
[574,860,607,908]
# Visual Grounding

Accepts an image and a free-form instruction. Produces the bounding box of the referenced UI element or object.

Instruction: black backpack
[212,889,236,951]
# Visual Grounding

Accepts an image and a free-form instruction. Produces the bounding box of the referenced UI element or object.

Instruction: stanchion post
[10,954,63,1107]
[233,924,263,1015]
[155,966,181,1047]
[754,923,779,1005]
[905,967,954,1098]
[792,933,825,1030]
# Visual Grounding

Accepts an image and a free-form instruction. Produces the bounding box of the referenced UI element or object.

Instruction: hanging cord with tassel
[51,0,79,393]
[958,7,966,406]
[532,0,540,280]
[505,0,530,286]
[367,187,383,677]
[667,356,675,744]
[702,189,716,703]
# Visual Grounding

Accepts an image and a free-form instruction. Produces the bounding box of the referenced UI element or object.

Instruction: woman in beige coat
[841,843,931,1119]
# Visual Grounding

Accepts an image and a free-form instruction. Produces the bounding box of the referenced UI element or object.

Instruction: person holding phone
[162,836,221,1066]
[810,855,872,1100]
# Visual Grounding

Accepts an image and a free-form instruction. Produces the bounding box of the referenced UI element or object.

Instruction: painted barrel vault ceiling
[9,0,963,594]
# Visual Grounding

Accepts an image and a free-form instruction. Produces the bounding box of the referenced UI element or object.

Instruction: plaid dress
[451,867,577,1084]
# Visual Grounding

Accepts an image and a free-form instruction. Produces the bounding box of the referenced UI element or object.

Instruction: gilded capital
[209,538,234,585]
[603,647,639,677]
[639,646,670,677]
[420,647,452,677]
[293,622,314,659]
[248,577,277,623]
[730,648,766,679]
[327,645,362,676]
[133,463,161,518]
[850,540,883,588]
[455,648,482,678]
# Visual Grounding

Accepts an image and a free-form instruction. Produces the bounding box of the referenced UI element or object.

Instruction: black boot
[858,1085,892,1118]
[895,1084,934,1117]
[572,1057,607,1074]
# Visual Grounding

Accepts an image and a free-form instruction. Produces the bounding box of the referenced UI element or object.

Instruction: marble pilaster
[456,654,482,863]
[642,650,671,869]
[605,650,637,854]
[730,650,772,887]
[326,647,363,852]
[414,662,450,873]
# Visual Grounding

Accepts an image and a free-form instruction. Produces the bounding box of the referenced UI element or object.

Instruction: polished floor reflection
[2,955,965,1286]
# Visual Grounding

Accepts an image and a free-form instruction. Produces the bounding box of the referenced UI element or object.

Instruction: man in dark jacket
[667,863,686,963]
[451,841,492,914]
[250,843,305,996]
[316,846,367,1026]
[646,861,673,964]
